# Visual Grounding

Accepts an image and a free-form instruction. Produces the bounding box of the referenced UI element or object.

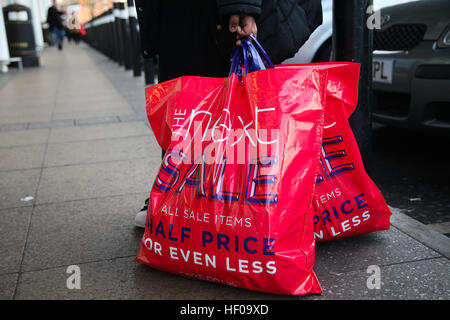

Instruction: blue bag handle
[229,43,250,78]
[229,46,243,78]
[229,34,274,78]
[229,45,250,80]
[248,34,274,69]
[241,39,260,73]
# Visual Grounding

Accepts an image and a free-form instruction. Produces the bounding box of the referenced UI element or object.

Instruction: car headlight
[437,24,450,48]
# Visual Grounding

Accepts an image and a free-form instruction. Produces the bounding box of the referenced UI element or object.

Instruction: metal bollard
[118,2,132,70]
[108,8,117,62]
[332,0,374,171]
[99,12,107,56]
[106,9,115,61]
[127,0,142,77]
[113,1,124,66]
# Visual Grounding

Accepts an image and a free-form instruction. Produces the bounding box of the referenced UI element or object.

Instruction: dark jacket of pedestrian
[47,5,64,31]
[135,0,322,81]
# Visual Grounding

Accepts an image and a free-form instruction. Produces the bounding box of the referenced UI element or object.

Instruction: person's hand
[228,14,257,46]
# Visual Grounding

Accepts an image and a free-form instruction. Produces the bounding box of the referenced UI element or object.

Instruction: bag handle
[229,46,244,78]
[248,34,274,69]
[229,34,274,78]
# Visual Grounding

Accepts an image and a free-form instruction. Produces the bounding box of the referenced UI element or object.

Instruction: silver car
[285,0,450,134]
[371,0,450,134]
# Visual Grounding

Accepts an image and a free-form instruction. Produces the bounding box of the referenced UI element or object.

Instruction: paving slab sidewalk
[0,43,448,300]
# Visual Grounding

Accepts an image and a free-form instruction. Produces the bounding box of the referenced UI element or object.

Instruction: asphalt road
[370,124,450,236]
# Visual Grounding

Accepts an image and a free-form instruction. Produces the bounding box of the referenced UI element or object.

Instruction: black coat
[135,0,322,81]
[47,6,64,30]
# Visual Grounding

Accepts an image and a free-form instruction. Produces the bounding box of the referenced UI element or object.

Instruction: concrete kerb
[390,206,450,259]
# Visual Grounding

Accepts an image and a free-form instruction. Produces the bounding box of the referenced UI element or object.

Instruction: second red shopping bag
[281,62,391,241]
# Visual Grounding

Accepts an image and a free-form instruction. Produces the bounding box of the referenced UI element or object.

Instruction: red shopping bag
[136,42,327,295]
[282,62,391,241]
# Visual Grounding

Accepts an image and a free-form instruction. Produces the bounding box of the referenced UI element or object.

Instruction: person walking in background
[47,0,65,50]
[134,0,323,228]
[66,11,83,44]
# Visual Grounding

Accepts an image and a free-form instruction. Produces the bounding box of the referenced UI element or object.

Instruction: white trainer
[135,209,147,228]
[135,198,149,228]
